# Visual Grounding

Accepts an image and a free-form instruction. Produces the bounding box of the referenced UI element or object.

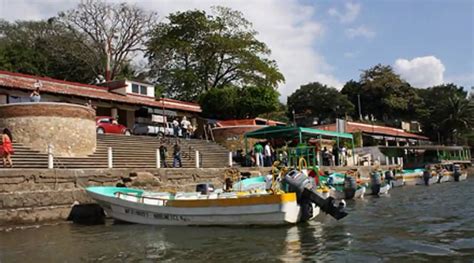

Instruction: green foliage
[199,85,279,119]
[0,19,97,83]
[146,7,284,101]
[341,64,420,123]
[259,102,289,123]
[287,82,354,126]
[416,84,474,144]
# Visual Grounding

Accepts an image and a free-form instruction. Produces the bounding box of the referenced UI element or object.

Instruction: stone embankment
[0,168,268,226]
[0,165,399,226]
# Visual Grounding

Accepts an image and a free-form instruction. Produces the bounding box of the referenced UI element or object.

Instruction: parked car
[132,122,182,137]
[96,116,131,136]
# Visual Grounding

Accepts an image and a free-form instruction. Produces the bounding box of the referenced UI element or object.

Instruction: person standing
[254,143,264,167]
[159,143,168,168]
[30,87,41,102]
[181,117,191,139]
[172,118,180,137]
[173,141,182,168]
[264,142,272,167]
[1,128,14,168]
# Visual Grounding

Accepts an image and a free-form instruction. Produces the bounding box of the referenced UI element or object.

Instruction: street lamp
[161,94,167,126]
[292,109,296,127]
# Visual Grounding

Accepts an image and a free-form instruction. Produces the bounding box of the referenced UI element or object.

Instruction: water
[1,179,473,262]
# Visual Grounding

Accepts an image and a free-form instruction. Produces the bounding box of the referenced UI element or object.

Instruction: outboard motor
[343,176,357,200]
[196,183,214,194]
[384,170,394,185]
[283,170,348,220]
[370,171,382,195]
[422,170,431,186]
[453,165,461,182]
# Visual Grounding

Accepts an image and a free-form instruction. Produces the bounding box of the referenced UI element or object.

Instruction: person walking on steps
[159,143,168,168]
[1,128,14,168]
[173,141,182,168]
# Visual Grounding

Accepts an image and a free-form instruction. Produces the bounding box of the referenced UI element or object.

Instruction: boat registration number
[124,208,189,222]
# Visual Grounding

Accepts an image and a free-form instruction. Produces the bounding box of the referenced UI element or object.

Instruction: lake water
[1,177,473,262]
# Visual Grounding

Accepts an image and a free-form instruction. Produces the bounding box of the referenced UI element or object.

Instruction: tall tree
[199,85,279,120]
[0,19,97,83]
[341,64,420,124]
[416,84,474,144]
[146,7,284,101]
[287,82,354,126]
[58,0,157,81]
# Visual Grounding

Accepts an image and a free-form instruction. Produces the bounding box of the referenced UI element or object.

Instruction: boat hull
[416,175,439,186]
[87,187,317,226]
[329,186,366,200]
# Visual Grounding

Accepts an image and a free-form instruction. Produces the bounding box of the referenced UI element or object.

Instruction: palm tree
[441,96,474,144]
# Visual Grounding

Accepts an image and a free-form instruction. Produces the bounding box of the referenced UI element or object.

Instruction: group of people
[251,142,283,167]
[172,116,194,139]
[158,139,183,168]
[322,146,348,166]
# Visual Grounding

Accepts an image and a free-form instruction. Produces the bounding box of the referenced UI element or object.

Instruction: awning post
[351,137,355,166]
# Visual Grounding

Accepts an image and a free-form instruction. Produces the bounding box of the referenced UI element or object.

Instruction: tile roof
[0,70,201,113]
[314,121,429,140]
[217,118,286,127]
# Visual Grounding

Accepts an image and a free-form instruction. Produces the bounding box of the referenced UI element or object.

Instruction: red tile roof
[217,118,286,127]
[314,121,429,140]
[0,70,201,113]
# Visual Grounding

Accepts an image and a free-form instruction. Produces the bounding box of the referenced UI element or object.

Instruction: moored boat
[86,186,313,226]
[86,169,348,226]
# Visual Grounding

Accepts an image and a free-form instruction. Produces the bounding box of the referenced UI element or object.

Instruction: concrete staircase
[8,135,229,169]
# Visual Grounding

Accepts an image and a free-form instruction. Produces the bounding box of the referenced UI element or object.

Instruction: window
[140,85,147,95]
[99,118,111,123]
[132,84,139,93]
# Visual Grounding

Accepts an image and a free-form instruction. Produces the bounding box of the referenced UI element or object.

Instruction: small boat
[86,169,348,226]
[401,169,424,186]
[329,185,366,200]
[87,186,315,226]
[364,183,391,195]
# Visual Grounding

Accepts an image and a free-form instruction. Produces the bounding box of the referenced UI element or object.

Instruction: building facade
[0,70,201,131]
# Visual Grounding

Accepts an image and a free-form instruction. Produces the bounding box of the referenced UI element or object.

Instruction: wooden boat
[398,169,424,186]
[329,185,366,200]
[86,186,320,226]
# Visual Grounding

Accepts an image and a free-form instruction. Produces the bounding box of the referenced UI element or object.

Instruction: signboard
[152,114,166,123]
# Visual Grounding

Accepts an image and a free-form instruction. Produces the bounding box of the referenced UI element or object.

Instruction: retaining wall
[0,102,96,157]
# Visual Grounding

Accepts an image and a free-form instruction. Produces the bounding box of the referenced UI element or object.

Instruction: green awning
[244,126,353,140]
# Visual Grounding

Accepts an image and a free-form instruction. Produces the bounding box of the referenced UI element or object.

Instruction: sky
[1,0,473,101]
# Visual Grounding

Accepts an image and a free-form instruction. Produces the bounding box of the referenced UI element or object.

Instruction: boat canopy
[244,126,353,140]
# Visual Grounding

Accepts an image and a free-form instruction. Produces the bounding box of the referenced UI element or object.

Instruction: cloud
[343,51,358,58]
[1,0,343,101]
[345,25,375,39]
[394,56,445,88]
[328,2,360,24]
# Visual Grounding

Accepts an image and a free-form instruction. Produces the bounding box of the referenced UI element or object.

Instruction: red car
[96,116,131,136]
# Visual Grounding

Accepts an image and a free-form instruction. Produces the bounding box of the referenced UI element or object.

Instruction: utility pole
[357,94,362,121]
[292,109,296,127]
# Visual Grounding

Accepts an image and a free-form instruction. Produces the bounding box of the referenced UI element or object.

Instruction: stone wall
[0,102,96,157]
[0,167,271,226]
[213,126,265,151]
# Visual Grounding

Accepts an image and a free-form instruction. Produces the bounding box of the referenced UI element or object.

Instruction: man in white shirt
[172,119,180,137]
[264,142,272,167]
[180,116,191,139]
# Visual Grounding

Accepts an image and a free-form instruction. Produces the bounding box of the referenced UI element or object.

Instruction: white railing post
[108,147,113,168]
[47,144,54,169]
[391,157,396,165]
[228,152,233,167]
[156,149,161,168]
[385,156,389,165]
[256,153,260,167]
[195,151,200,168]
